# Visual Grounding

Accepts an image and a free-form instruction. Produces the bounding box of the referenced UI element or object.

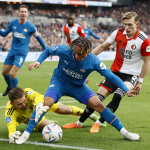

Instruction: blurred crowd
[0,0,150,52]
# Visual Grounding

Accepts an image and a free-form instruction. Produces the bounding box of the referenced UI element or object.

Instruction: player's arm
[0,22,12,37]
[90,29,100,39]
[92,41,111,55]
[61,27,66,45]
[77,26,85,37]
[33,31,47,50]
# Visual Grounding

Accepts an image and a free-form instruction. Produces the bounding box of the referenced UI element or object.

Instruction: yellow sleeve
[24,88,44,105]
[5,102,19,138]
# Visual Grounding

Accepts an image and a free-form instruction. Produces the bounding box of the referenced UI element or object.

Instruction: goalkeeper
[5,87,99,143]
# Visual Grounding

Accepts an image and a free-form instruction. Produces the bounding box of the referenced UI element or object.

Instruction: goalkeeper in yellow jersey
[5,87,99,143]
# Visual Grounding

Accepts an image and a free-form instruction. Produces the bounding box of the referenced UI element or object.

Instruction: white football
[42,123,63,143]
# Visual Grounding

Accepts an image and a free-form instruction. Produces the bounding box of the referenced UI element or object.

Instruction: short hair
[67,13,75,19]
[70,37,92,55]
[81,19,87,22]
[122,11,139,23]
[19,5,29,12]
[8,87,25,102]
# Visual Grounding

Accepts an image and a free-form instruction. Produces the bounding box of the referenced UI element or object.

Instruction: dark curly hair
[70,37,92,55]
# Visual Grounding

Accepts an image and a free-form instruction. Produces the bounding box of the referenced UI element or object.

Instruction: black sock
[79,106,94,123]
[99,89,125,123]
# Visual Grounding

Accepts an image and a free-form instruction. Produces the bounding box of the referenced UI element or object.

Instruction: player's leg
[2,64,13,96]
[88,95,140,140]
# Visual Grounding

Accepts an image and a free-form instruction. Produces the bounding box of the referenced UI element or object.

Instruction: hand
[15,131,30,144]
[126,89,139,97]
[35,103,49,123]
[9,131,21,143]
[28,62,40,71]
[134,82,142,92]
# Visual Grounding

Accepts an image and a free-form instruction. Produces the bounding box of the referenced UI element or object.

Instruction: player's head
[8,87,27,111]
[81,19,87,29]
[70,37,92,62]
[122,11,139,38]
[18,5,29,21]
[67,14,75,27]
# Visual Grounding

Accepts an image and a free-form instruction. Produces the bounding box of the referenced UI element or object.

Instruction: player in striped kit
[62,11,150,133]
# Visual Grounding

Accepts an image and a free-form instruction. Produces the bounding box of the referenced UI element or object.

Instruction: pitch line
[0,138,104,150]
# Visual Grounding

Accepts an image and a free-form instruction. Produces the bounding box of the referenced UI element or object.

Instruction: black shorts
[99,72,138,93]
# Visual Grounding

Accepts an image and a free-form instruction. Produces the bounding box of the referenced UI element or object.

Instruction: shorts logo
[100,62,106,70]
[49,84,54,87]
[131,44,136,50]
[101,79,106,84]
[146,46,150,52]
[6,116,11,123]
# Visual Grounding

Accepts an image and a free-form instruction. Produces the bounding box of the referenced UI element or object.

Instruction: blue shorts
[4,51,26,69]
[44,78,96,105]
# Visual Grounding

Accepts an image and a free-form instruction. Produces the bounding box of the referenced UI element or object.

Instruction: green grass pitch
[0,61,150,150]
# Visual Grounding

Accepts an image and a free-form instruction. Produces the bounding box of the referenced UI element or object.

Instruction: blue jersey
[84,27,100,40]
[0,19,36,55]
[37,45,129,93]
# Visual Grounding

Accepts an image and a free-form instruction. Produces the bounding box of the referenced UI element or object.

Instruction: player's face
[82,21,87,29]
[123,17,139,38]
[67,16,75,26]
[19,7,29,20]
[73,45,87,62]
[12,95,27,111]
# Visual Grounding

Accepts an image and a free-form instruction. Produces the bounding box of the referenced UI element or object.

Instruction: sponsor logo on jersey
[131,44,136,50]
[6,116,11,123]
[80,69,86,73]
[100,62,106,70]
[28,91,34,95]
[146,46,150,52]
[49,84,54,87]
[63,67,83,79]
[14,32,26,39]
[30,105,34,110]
[24,28,28,32]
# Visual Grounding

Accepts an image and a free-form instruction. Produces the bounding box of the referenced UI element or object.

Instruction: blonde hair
[122,11,139,23]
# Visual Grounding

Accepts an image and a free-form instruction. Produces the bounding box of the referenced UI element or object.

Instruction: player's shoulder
[9,19,18,25]
[118,28,125,32]
[24,88,34,97]
[5,101,16,114]
[138,31,148,41]
[74,23,82,27]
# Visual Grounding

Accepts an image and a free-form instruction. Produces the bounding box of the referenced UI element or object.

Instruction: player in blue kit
[82,19,104,42]
[0,5,47,96]
[15,37,140,144]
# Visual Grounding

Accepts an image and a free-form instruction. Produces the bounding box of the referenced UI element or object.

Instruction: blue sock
[25,110,46,133]
[12,77,18,87]
[100,108,124,131]
[4,74,13,89]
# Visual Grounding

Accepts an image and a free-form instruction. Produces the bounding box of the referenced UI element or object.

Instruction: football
[42,123,63,143]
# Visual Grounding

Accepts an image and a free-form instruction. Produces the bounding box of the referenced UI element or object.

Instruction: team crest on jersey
[146,46,150,52]
[81,29,84,33]
[80,69,86,73]
[6,116,11,123]
[131,44,136,50]
[100,62,106,70]
[24,29,28,32]
[30,105,34,110]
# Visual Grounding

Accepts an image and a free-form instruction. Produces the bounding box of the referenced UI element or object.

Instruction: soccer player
[61,14,85,45]
[81,19,104,42]
[16,37,140,144]
[63,11,150,133]
[6,87,99,143]
[1,5,47,96]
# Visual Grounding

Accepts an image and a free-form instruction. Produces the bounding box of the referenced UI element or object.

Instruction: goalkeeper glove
[35,102,49,123]
[15,131,30,144]
[9,131,21,143]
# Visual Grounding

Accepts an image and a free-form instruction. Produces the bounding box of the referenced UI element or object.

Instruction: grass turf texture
[0,61,150,150]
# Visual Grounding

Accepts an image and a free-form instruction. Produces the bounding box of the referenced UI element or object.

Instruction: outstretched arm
[0,23,12,37]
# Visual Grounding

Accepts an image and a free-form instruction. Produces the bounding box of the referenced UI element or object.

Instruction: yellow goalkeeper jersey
[5,88,58,138]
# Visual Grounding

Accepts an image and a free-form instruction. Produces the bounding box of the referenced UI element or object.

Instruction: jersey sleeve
[107,29,118,44]
[0,21,12,37]
[5,103,19,138]
[24,88,44,105]
[141,38,150,56]
[89,29,100,39]
[77,26,85,37]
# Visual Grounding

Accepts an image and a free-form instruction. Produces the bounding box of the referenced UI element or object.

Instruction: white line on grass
[0,138,104,150]
[0,106,6,108]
